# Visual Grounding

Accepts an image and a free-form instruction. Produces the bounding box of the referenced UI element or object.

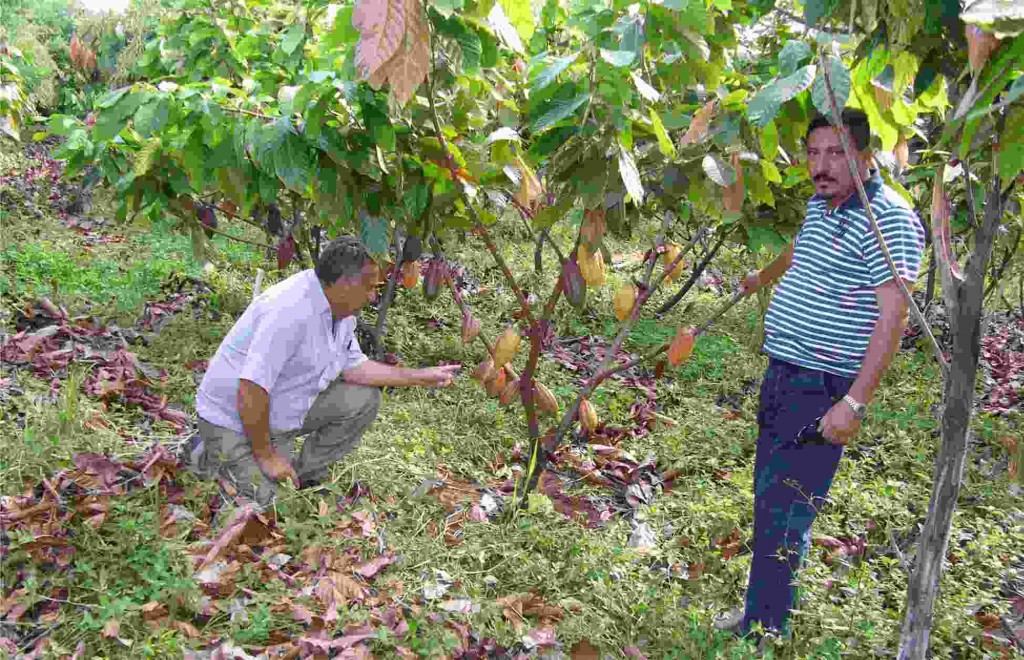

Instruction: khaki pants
[195,378,382,506]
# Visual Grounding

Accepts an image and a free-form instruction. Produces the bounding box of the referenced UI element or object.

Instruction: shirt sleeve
[237,306,305,393]
[340,317,369,371]
[862,206,926,288]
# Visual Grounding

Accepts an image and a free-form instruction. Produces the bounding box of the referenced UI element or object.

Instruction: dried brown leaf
[679,100,716,146]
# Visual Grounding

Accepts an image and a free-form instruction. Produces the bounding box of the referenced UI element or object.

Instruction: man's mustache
[813,175,836,183]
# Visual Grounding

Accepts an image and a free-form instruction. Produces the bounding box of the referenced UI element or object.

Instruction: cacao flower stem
[425,65,535,327]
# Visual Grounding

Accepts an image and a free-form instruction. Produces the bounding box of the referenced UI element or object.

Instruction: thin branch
[819,48,950,380]
[655,225,736,316]
[171,209,275,251]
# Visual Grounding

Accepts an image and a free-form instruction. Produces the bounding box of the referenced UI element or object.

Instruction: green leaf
[746,225,788,253]
[761,160,783,184]
[811,56,851,120]
[281,25,305,56]
[747,65,817,128]
[650,109,676,158]
[404,183,430,220]
[618,141,644,203]
[779,41,812,77]
[999,107,1024,182]
[432,0,465,17]
[134,97,170,138]
[600,49,635,67]
[324,6,358,51]
[499,0,534,44]
[531,92,589,133]
[531,53,579,93]
[96,86,130,109]
[360,213,389,256]
[47,115,78,136]
[760,120,779,159]
[804,0,839,26]
[703,153,734,186]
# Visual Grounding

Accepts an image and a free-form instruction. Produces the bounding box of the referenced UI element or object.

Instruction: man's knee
[344,383,382,419]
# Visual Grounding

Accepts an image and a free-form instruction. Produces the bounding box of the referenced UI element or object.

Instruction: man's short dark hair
[806,108,871,151]
[315,235,374,285]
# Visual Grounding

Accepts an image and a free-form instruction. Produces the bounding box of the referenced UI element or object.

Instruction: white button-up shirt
[196,269,367,434]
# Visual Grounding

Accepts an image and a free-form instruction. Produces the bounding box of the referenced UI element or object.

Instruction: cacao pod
[662,243,684,282]
[579,398,598,433]
[535,382,558,415]
[402,235,423,262]
[277,234,296,271]
[266,203,282,234]
[484,369,507,398]
[499,378,520,406]
[562,258,587,309]
[471,358,494,382]
[197,205,217,230]
[493,326,521,369]
[577,244,606,286]
[581,208,606,248]
[461,312,481,345]
[613,285,637,321]
[402,260,420,289]
[667,327,696,366]
[423,259,443,301]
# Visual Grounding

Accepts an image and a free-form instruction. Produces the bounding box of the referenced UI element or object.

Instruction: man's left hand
[820,401,862,446]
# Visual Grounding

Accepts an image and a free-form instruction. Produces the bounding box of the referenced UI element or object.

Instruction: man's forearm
[342,360,425,387]
[759,243,794,284]
[848,311,905,405]
[237,379,273,457]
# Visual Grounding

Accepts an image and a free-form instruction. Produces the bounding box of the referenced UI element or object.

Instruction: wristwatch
[843,394,868,420]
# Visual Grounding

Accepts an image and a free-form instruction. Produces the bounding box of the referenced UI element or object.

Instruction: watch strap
[843,394,867,419]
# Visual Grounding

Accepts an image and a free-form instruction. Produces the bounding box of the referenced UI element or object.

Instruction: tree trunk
[897,176,1003,660]
[372,226,405,361]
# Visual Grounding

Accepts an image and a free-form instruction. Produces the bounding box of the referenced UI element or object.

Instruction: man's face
[323,261,380,319]
[806,125,869,204]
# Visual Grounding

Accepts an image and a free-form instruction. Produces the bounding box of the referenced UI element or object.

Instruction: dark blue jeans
[742,357,855,636]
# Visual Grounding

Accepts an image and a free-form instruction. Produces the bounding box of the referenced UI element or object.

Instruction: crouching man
[192,235,460,506]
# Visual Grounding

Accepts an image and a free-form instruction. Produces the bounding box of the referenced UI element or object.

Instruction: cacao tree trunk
[897,174,1004,659]
[372,226,405,361]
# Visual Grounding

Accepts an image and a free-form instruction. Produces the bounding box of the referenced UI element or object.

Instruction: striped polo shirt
[763,172,926,378]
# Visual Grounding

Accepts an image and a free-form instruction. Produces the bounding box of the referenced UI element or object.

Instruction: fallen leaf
[571,638,600,659]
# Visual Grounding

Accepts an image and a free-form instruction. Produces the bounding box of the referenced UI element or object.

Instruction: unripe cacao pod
[579,398,598,433]
[422,259,443,301]
[402,260,420,289]
[461,312,481,345]
[613,284,637,321]
[493,326,521,369]
[471,358,494,382]
[667,327,696,366]
[535,382,558,415]
[562,258,587,309]
[484,368,506,398]
[662,243,684,282]
[499,378,520,406]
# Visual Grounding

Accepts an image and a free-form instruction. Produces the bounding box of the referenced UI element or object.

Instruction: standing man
[734,109,926,637]
[192,235,460,506]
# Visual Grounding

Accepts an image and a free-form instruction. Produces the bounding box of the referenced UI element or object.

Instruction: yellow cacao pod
[493,326,521,369]
[577,244,606,287]
[579,398,598,433]
[613,285,637,321]
[534,382,558,415]
[662,243,684,282]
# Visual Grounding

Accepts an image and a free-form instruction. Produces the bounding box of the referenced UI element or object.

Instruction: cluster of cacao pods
[70,35,97,74]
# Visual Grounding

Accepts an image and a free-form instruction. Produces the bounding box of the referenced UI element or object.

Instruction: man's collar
[307,269,334,319]
[817,170,884,212]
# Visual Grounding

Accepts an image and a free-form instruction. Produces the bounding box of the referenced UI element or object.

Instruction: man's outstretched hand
[414,364,461,387]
